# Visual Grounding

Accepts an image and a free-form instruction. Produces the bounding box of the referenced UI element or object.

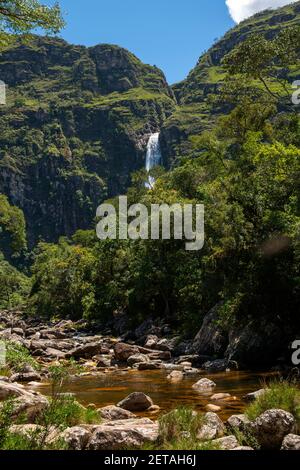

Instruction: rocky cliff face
[0,37,176,245]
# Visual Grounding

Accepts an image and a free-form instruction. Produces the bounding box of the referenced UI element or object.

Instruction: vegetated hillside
[161,1,300,166]
[0,37,176,245]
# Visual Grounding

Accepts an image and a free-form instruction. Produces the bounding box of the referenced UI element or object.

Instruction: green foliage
[0,254,31,308]
[223,26,300,99]
[158,407,203,444]
[0,0,65,48]
[41,394,100,429]
[0,194,27,255]
[142,407,219,450]
[2,340,38,373]
[246,381,300,430]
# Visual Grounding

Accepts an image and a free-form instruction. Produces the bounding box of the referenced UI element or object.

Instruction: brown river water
[33,369,279,421]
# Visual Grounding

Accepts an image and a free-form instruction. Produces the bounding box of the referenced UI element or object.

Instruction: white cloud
[226,0,298,23]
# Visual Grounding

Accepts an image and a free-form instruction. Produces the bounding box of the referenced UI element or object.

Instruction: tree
[0,194,27,256]
[0,0,65,48]
[222,26,300,100]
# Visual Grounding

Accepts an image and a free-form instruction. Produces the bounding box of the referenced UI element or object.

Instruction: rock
[136,362,162,370]
[180,361,192,368]
[148,350,171,361]
[192,378,216,391]
[244,389,266,402]
[87,418,159,450]
[197,412,225,440]
[183,367,200,375]
[191,303,227,356]
[211,393,231,401]
[62,426,92,450]
[12,328,24,337]
[156,337,179,352]
[225,321,283,367]
[9,424,59,445]
[98,405,136,420]
[144,335,159,349]
[66,342,109,359]
[226,414,251,432]
[0,381,27,399]
[127,354,150,367]
[9,424,42,439]
[117,392,153,412]
[167,370,183,381]
[252,409,295,449]
[203,359,238,372]
[148,405,160,413]
[6,392,50,423]
[212,435,239,450]
[231,446,254,451]
[114,343,139,362]
[206,404,221,412]
[44,348,66,359]
[163,364,184,372]
[10,371,41,383]
[281,434,300,450]
[134,319,155,339]
[94,355,112,368]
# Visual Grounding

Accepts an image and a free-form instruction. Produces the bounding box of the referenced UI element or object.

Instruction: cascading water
[145,132,162,188]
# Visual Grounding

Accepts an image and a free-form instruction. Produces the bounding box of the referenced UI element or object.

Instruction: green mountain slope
[0,37,175,245]
[161,1,300,166]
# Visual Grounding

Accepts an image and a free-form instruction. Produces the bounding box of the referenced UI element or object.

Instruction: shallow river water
[35,369,278,421]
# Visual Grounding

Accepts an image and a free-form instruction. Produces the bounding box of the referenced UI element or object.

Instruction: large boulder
[252,409,295,449]
[167,370,183,381]
[197,412,225,440]
[144,335,159,349]
[226,414,251,432]
[66,342,109,359]
[10,371,41,383]
[0,381,28,399]
[244,389,266,402]
[117,392,153,412]
[212,435,239,450]
[136,362,162,370]
[202,359,238,372]
[3,392,50,423]
[114,343,139,362]
[191,304,227,356]
[281,434,300,450]
[62,426,92,450]
[225,321,283,367]
[127,354,150,367]
[98,405,136,420]
[192,378,216,391]
[87,418,159,450]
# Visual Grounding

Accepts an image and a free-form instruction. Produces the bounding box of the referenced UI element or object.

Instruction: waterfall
[145,132,162,188]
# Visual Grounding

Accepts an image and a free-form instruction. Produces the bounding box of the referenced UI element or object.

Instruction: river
[34,368,278,421]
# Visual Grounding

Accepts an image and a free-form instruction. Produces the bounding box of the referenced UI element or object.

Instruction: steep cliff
[0,37,175,245]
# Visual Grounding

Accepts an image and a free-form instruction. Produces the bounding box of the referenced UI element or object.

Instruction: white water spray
[145,132,162,188]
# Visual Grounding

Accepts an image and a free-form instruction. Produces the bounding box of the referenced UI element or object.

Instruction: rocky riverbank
[0,310,299,451]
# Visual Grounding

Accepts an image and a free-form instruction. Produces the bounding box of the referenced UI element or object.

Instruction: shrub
[41,394,100,429]
[246,381,300,430]
[2,341,39,373]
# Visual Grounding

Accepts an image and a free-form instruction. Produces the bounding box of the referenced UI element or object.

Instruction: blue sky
[45,0,295,84]
[48,0,234,84]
